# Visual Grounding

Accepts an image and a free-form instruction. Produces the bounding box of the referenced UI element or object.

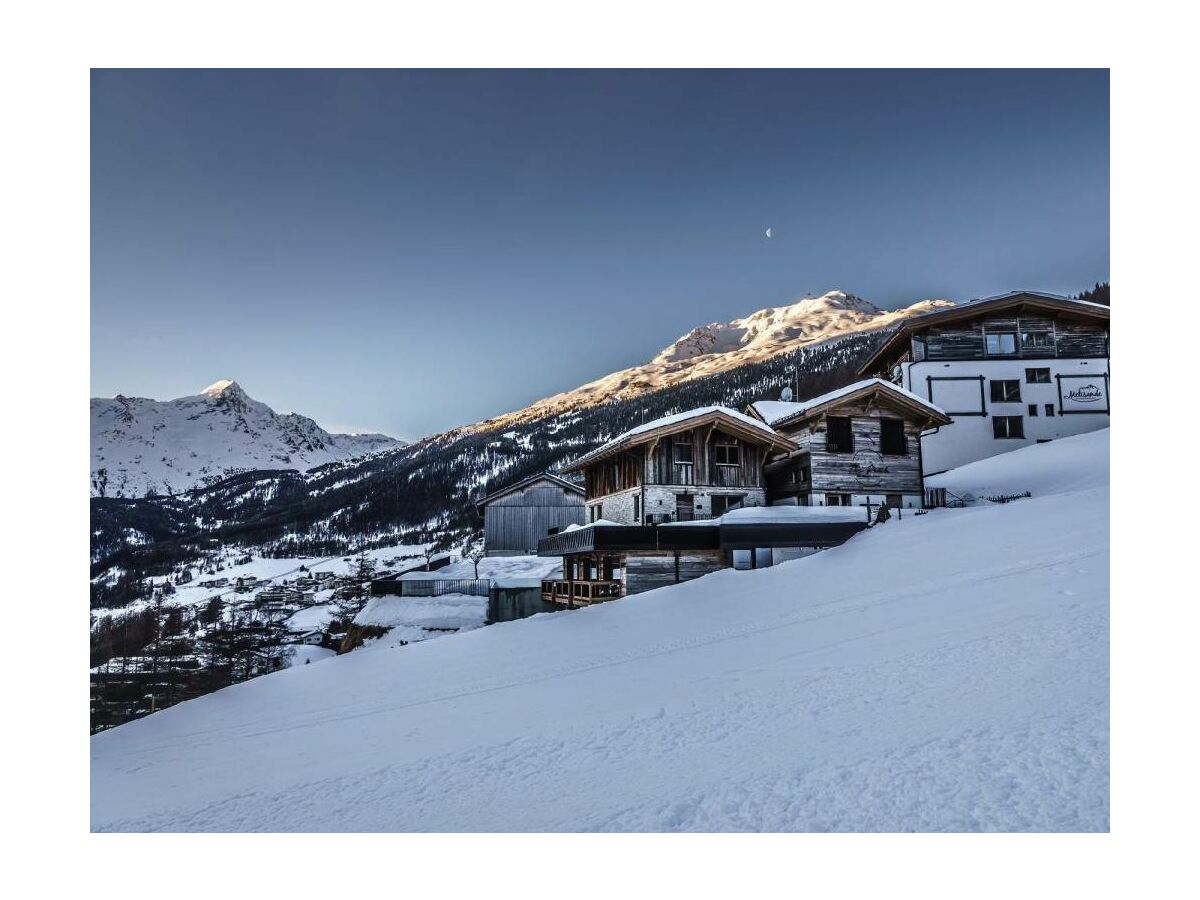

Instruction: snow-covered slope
[475,290,953,430]
[90,380,404,497]
[91,431,1108,832]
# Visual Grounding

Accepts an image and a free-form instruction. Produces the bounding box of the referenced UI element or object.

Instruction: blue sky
[91,69,1109,439]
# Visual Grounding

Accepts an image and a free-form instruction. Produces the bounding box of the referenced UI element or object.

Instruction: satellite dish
[765,228,772,238]
[781,386,794,401]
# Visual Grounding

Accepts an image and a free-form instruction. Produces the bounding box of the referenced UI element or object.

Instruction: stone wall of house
[587,485,768,524]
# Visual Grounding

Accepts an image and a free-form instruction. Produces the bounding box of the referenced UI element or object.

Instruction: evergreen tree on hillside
[1075,281,1110,306]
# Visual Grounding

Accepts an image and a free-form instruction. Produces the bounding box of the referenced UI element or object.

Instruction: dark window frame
[713,442,742,467]
[1025,367,1052,384]
[672,442,694,465]
[1045,403,1056,417]
[1021,330,1055,351]
[879,418,908,456]
[990,379,1022,403]
[825,416,854,454]
[992,416,1025,439]
[1028,404,1039,417]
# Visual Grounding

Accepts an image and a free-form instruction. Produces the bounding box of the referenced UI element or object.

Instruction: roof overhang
[858,291,1110,376]
[770,382,952,431]
[561,410,797,474]
[537,521,869,556]
[475,472,585,512]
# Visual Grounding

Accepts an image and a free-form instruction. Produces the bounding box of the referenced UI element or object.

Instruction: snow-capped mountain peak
[201,378,244,399]
[476,289,954,430]
[91,381,406,498]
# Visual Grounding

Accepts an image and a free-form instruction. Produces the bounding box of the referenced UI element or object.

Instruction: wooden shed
[475,472,586,557]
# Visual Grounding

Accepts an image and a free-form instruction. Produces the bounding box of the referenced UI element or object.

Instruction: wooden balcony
[541,579,624,608]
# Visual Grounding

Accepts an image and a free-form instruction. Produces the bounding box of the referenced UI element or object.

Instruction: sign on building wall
[1057,374,1110,414]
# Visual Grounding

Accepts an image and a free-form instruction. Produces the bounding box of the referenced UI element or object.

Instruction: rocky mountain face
[90,379,405,498]
[471,290,952,431]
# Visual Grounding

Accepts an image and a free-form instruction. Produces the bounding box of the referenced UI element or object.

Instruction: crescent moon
[765,228,772,238]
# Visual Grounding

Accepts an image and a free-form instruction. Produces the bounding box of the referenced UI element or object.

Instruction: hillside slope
[91,380,404,498]
[91,430,1109,832]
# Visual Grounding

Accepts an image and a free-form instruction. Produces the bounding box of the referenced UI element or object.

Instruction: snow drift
[91,431,1108,832]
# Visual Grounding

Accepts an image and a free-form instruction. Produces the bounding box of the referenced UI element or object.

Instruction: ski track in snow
[91,433,1109,832]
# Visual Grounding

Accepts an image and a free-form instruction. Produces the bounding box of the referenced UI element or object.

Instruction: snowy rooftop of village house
[660,504,871,526]
[750,378,948,427]
[397,554,562,588]
[352,593,489,632]
[565,405,791,471]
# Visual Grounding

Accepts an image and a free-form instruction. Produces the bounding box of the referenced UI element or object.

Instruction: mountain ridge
[91,381,405,498]
[469,290,953,431]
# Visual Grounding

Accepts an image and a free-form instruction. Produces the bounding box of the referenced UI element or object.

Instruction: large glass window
[672,442,693,465]
[1021,330,1055,351]
[1025,367,1052,384]
[985,332,1018,356]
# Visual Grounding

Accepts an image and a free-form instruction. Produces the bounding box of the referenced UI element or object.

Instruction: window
[589,504,602,523]
[1028,404,1039,417]
[1025,367,1052,384]
[714,443,741,467]
[885,494,903,509]
[672,442,693,465]
[985,332,1018,356]
[992,416,1025,439]
[711,494,744,517]
[825,493,852,506]
[825,416,854,453]
[1021,330,1055,351]
[633,494,641,524]
[1045,403,1056,417]
[990,379,1021,402]
[880,419,908,455]
[547,526,560,536]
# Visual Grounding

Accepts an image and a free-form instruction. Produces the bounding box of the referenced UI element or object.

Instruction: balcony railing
[541,579,624,607]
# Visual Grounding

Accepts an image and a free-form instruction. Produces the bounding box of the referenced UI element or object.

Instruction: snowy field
[90,430,1109,832]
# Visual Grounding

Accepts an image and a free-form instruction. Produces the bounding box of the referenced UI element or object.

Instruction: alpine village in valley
[90,287,1111,731]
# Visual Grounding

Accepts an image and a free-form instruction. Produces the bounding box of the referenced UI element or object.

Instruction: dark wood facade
[861,292,1111,377]
[477,474,586,556]
[581,424,770,500]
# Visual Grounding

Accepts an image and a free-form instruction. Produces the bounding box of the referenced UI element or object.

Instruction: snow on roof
[398,555,562,584]
[562,519,623,532]
[567,406,787,471]
[717,504,870,525]
[751,378,947,426]
[659,504,870,526]
[353,593,488,630]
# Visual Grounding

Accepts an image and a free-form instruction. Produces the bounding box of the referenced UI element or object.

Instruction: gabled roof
[747,378,951,430]
[859,290,1110,375]
[561,406,797,473]
[474,472,584,511]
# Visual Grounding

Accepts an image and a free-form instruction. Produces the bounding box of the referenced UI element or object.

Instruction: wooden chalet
[747,378,951,509]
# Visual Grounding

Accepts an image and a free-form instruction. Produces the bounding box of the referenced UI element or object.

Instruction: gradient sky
[92,69,1109,440]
